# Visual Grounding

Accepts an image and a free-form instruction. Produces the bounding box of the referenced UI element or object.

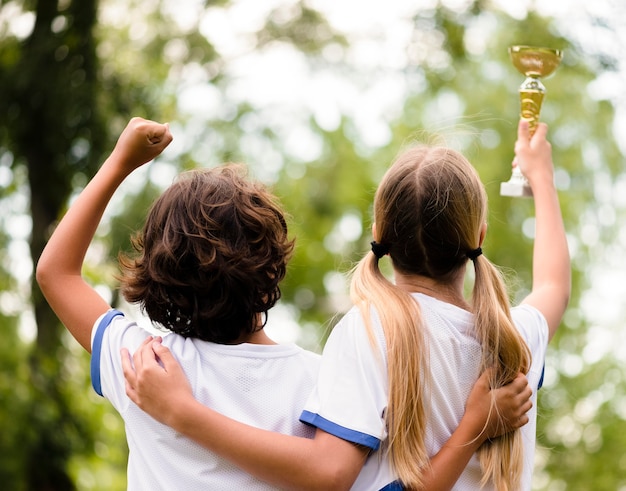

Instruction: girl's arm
[122,338,532,491]
[514,120,571,340]
[36,118,172,352]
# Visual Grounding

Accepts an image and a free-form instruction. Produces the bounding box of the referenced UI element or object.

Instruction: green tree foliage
[0,0,105,488]
[0,0,219,488]
[1,0,625,489]
[252,5,626,489]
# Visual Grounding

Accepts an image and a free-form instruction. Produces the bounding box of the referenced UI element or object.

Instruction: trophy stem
[519,76,546,136]
[500,77,545,198]
[501,45,562,198]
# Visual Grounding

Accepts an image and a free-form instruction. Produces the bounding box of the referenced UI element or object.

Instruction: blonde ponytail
[472,255,531,490]
[351,252,431,490]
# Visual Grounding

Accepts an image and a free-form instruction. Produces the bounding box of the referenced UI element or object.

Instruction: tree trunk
[8,0,102,488]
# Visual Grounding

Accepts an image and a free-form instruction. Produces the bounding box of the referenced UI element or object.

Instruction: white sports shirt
[91,310,321,491]
[300,293,548,491]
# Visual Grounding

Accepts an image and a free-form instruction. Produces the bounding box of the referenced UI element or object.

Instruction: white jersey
[91,310,320,491]
[301,293,548,491]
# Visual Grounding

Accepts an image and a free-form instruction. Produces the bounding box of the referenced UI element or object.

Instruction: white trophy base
[500,178,533,198]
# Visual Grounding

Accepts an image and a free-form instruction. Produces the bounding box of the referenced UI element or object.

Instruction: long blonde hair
[351,146,531,490]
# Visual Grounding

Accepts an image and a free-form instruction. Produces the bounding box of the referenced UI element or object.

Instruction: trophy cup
[500,45,563,197]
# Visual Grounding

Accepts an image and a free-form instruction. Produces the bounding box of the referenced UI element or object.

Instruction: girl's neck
[394,270,471,311]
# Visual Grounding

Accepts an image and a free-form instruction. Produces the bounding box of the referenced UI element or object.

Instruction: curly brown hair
[118,164,294,344]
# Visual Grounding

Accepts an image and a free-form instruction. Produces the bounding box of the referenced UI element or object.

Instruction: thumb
[478,366,496,388]
[147,123,173,146]
[151,340,182,374]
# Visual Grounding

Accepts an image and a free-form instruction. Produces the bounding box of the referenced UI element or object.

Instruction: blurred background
[1,0,625,489]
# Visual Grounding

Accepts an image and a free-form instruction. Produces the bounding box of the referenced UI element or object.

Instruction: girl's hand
[121,337,192,427]
[513,119,554,188]
[109,117,173,174]
[464,369,533,442]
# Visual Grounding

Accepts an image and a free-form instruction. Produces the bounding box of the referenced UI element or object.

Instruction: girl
[123,118,566,490]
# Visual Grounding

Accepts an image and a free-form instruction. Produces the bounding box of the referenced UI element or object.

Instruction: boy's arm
[123,338,366,491]
[36,118,172,352]
[515,120,571,340]
[122,339,531,491]
[421,369,531,490]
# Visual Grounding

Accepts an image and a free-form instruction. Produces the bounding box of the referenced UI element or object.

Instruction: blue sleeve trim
[379,481,404,491]
[90,309,124,397]
[538,364,545,390]
[299,410,381,450]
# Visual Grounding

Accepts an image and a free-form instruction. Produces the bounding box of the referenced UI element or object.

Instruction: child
[36,118,320,490]
[122,118,563,490]
[37,117,531,490]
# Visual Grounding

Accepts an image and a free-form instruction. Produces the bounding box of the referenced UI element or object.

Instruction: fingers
[513,373,533,408]
[146,122,173,148]
[122,337,153,390]
[510,371,529,391]
[121,347,136,386]
[122,336,165,404]
[531,122,548,143]
[516,119,549,147]
[123,117,173,157]
[506,372,532,405]
[485,370,534,436]
[511,408,530,429]
[507,372,533,428]
[517,118,531,141]
[151,340,182,375]
[134,117,172,149]
[132,336,154,372]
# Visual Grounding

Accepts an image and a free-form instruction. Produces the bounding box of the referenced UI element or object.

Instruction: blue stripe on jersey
[538,364,545,389]
[379,481,403,491]
[91,309,124,397]
[299,410,380,450]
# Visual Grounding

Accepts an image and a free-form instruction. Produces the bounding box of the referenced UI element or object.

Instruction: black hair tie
[371,241,390,259]
[467,247,483,261]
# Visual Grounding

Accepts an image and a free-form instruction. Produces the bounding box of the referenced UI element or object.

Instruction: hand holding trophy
[500,46,563,197]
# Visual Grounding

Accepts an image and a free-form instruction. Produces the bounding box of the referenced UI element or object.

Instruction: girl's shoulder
[511,303,549,350]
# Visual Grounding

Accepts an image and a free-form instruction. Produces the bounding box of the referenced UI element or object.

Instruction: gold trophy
[500,45,563,197]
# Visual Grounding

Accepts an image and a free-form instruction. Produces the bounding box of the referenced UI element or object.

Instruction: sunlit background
[1,0,625,489]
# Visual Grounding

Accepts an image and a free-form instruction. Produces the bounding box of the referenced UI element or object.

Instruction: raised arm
[122,339,531,491]
[514,120,571,340]
[36,118,173,352]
